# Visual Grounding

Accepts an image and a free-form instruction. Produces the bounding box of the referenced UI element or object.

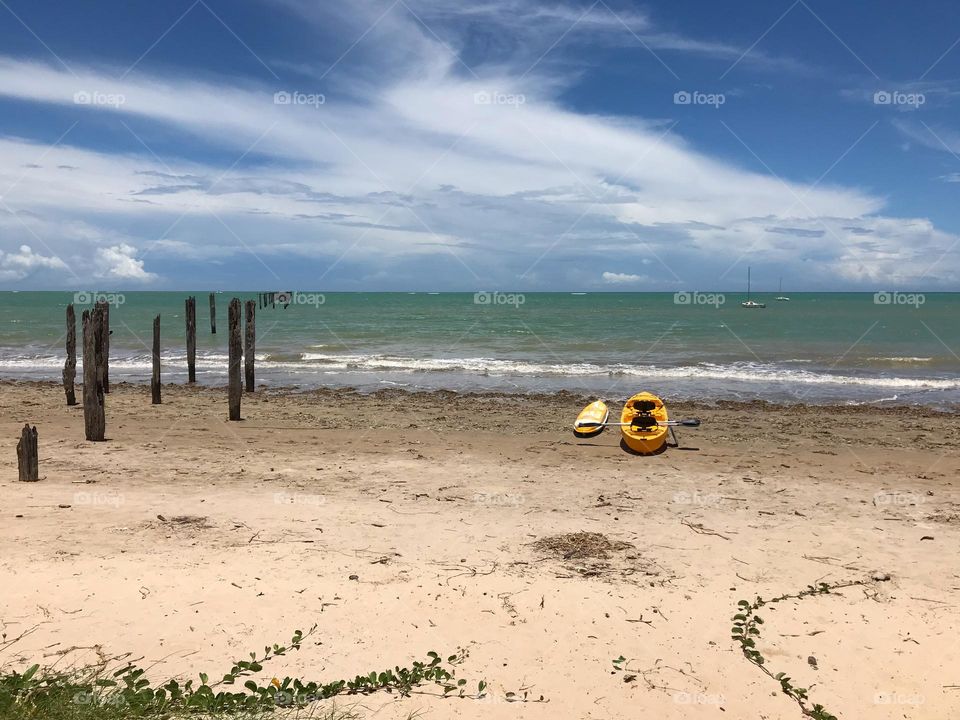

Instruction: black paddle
[575,418,701,429]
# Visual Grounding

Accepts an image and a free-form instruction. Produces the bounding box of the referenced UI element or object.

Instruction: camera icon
[473,91,492,105]
[275,291,292,305]
[673,91,691,105]
[873,91,892,105]
[273,91,291,105]
[873,291,892,305]
[73,291,92,305]
[473,291,492,305]
[673,291,692,305]
[73,91,91,105]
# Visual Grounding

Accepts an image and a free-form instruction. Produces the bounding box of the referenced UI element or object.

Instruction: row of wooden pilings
[18,294,259,482]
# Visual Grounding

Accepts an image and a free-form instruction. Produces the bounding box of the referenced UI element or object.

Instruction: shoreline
[4,378,958,416]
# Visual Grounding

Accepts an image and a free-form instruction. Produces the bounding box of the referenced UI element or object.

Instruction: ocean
[1,291,958,408]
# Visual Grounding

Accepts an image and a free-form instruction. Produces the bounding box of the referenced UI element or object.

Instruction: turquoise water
[1,291,958,407]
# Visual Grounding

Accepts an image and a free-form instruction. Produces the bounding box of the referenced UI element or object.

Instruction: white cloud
[602,271,645,284]
[94,244,156,281]
[0,244,68,281]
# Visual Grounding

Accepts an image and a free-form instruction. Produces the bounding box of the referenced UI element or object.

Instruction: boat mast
[747,266,751,300]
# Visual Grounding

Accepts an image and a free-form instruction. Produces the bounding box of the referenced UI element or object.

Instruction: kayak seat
[630,414,658,431]
[632,400,657,412]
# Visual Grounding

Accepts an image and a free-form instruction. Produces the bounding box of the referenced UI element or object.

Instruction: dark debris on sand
[532,531,634,560]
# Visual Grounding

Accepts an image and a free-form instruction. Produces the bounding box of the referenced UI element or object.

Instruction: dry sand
[1,380,959,719]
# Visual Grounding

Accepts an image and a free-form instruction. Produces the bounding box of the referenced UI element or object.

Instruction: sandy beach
[2,380,959,719]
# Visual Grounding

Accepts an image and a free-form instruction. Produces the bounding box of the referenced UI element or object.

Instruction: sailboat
[776,277,790,302]
[741,266,766,308]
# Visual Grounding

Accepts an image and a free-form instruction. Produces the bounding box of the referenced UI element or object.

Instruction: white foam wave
[2,352,957,391]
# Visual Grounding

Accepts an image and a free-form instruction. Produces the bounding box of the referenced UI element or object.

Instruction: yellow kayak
[620,392,669,454]
[573,400,609,438]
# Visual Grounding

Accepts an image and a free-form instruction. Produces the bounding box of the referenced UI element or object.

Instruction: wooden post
[63,304,77,406]
[244,300,255,392]
[152,314,161,404]
[94,300,110,393]
[185,296,196,383]
[17,424,39,482]
[209,292,217,334]
[82,307,106,441]
[228,298,241,420]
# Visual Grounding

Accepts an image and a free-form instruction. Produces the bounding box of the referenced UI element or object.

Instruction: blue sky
[0,0,958,291]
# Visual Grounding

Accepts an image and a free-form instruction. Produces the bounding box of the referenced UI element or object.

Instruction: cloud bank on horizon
[0,0,958,290]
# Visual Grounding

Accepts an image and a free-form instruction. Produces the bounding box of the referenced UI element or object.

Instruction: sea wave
[866,356,933,363]
[2,352,957,391]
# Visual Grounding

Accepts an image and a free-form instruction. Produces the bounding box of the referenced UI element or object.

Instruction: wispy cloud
[0,1,956,289]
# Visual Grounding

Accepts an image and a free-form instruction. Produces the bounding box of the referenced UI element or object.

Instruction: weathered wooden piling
[82,307,106,441]
[228,298,242,420]
[17,424,39,481]
[63,304,77,406]
[152,314,161,404]
[244,300,255,392]
[185,296,196,383]
[95,300,110,393]
[209,292,217,334]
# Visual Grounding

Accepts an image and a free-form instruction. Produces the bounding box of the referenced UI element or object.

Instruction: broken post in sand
[185,296,196,383]
[63,303,77,406]
[152,314,161,405]
[209,292,217,334]
[228,298,241,420]
[244,300,255,392]
[82,306,106,441]
[17,424,39,481]
[96,300,110,393]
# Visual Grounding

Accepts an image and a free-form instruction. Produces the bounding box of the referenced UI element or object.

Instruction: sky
[0,0,958,291]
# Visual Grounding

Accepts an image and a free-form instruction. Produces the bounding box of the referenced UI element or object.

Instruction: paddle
[575,418,701,429]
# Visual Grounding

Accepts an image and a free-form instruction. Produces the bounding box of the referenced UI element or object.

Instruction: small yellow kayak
[621,392,669,454]
[573,400,609,438]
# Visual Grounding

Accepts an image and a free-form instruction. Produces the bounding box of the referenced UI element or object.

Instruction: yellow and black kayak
[620,392,669,454]
[573,400,609,438]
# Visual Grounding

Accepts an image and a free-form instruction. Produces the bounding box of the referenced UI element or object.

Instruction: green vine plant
[731,577,890,720]
[0,626,492,718]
